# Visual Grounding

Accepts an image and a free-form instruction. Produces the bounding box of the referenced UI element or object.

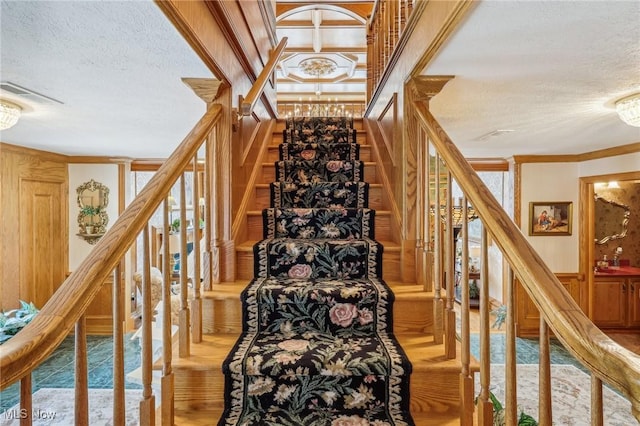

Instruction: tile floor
[0,334,142,412]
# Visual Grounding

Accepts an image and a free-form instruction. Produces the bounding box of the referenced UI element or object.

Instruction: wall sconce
[0,100,22,130]
[615,93,640,127]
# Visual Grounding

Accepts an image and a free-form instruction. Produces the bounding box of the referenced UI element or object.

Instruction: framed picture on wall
[529,201,572,236]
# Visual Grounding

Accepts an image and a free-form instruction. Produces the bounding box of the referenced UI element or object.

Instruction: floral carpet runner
[220,117,414,425]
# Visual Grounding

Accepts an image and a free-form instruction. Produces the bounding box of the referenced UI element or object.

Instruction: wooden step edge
[256,183,382,188]
[247,209,391,215]
[396,334,480,373]
[171,333,239,369]
[237,239,399,250]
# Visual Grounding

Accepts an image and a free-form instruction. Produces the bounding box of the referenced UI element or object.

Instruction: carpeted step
[262,207,375,239]
[279,142,360,161]
[275,159,364,183]
[240,276,393,335]
[221,331,412,425]
[283,127,357,144]
[285,116,354,130]
[270,181,369,209]
[283,116,356,145]
[253,238,382,279]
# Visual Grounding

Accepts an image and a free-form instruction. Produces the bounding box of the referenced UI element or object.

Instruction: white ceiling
[426,1,640,158]
[0,0,639,159]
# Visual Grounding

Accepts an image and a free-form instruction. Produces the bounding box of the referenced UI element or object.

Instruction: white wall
[68,164,119,271]
[520,162,580,272]
[578,152,640,177]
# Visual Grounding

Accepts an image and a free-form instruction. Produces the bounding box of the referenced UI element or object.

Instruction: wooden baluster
[211,116,221,283]
[19,375,32,426]
[179,175,190,357]
[75,315,89,426]
[444,172,456,359]
[413,105,424,287]
[423,137,432,292]
[391,0,399,52]
[539,318,552,425]
[202,125,213,291]
[433,153,443,345]
[191,154,202,343]
[113,264,125,426]
[161,197,175,425]
[140,225,156,425]
[505,268,517,425]
[476,226,493,425]
[366,25,374,103]
[591,375,604,426]
[459,196,473,425]
[400,0,408,37]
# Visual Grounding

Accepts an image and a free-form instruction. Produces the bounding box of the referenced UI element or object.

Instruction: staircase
[172,118,470,425]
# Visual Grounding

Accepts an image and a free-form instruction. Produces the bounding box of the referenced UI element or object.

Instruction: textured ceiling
[0,0,212,157]
[0,1,638,159]
[425,1,640,157]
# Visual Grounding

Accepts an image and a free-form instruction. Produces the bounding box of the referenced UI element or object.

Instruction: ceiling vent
[0,81,63,104]
[476,129,515,141]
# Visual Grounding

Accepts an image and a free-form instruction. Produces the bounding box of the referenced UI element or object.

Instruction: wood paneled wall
[158,0,279,281]
[0,143,69,311]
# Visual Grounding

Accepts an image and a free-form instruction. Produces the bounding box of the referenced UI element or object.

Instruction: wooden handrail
[0,104,223,389]
[412,97,640,419]
[240,37,287,117]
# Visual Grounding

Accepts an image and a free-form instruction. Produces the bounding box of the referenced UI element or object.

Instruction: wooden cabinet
[593,276,640,329]
[515,274,585,337]
[629,279,640,327]
[592,277,627,328]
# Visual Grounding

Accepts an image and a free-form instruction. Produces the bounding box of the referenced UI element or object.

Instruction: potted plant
[80,205,101,234]
[0,301,40,344]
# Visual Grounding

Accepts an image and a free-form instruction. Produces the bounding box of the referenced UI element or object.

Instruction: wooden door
[19,179,67,308]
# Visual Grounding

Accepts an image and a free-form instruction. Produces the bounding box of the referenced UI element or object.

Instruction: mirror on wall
[76,179,109,244]
[594,194,630,245]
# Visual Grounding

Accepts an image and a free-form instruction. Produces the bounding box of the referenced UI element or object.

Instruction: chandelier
[615,93,640,127]
[0,100,22,130]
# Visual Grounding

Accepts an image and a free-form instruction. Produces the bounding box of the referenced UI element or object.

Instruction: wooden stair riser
[200,287,433,335]
[266,145,371,162]
[173,360,462,415]
[253,183,384,210]
[173,333,465,417]
[245,210,393,241]
[259,162,377,184]
[235,245,401,281]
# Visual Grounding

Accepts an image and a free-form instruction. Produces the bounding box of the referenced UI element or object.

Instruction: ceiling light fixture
[0,100,22,130]
[615,93,640,127]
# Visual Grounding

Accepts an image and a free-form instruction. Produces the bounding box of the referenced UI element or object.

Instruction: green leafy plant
[80,205,101,216]
[171,218,181,233]
[0,301,40,344]
[491,304,507,329]
[477,391,538,426]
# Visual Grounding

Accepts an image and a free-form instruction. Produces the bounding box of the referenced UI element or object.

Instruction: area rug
[0,388,142,426]
[478,364,636,425]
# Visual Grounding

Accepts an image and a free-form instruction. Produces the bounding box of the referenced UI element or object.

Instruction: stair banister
[239,37,287,117]
[412,95,640,420]
[0,104,223,389]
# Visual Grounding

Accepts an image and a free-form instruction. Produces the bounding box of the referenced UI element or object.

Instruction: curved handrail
[240,37,287,116]
[413,99,640,419]
[0,104,223,389]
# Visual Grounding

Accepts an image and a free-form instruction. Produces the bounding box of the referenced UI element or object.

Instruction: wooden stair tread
[246,209,392,216]
[236,239,400,251]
